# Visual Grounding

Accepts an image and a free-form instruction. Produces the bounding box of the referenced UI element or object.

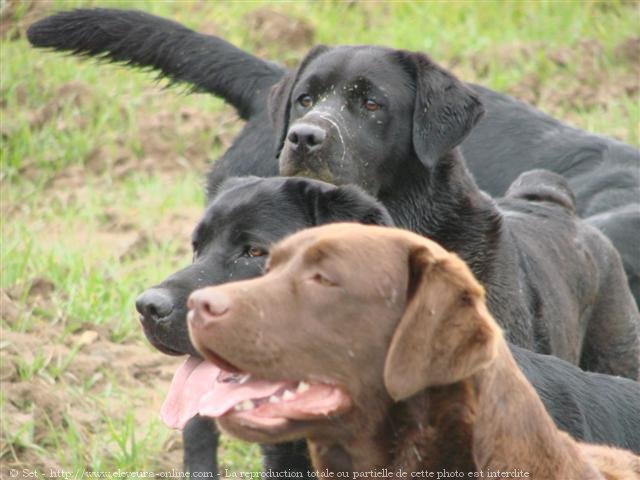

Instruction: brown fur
[188,223,640,478]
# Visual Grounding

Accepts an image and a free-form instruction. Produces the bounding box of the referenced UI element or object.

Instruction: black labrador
[141,175,640,473]
[144,176,394,474]
[267,45,640,376]
[138,176,392,357]
[27,8,640,305]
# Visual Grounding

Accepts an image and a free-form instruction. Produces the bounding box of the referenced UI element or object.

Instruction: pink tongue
[161,356,219,429]
[160,357,289,429]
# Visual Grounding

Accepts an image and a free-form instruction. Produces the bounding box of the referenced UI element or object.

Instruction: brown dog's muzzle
[160,281,352,441]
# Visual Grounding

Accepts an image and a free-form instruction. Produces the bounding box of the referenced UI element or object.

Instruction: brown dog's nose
[188,289,230,326]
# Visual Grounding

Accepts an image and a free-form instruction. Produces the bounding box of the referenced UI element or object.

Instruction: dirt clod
[28,81,92,130]
[71,330,99,348]
[614,36,640,68]
[28,277,56,299]
[245,8,314,55]
[1,289,21,324]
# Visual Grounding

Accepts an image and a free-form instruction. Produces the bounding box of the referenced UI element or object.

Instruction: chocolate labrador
[186,223,640,475]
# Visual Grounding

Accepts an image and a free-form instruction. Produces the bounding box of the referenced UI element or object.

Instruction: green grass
[1,0,638,474]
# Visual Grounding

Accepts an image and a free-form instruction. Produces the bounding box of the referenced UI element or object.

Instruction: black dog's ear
[316,185,395,226]
[267,45,331,159]
[267,71,296,151]
[395,51,484,169]
[283,178,394,227]
[210,175,262,201]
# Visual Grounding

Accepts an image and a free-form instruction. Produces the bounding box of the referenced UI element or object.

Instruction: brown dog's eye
[246,246,267,258]
[363,99,380,111]
[311,273,336,287]
[298,94,313,108]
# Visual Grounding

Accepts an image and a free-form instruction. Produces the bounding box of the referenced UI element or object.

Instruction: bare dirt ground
[448,35,640,139]
[1,319,185,471]
[0,194,203,472]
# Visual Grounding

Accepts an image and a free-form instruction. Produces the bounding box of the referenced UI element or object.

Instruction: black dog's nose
[287,124,326,152]
[136,288,174,323]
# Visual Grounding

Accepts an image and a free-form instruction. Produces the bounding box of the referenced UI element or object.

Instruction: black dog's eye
[363,99,380,112]
[245,246,267,258]
[297,94,313,108]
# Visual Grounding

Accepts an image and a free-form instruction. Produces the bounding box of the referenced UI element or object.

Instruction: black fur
[182,415,218,475]
[510,344,640,453]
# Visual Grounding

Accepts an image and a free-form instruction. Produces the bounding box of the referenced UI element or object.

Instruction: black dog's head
[269,46,484,196]
[135,176,393,357]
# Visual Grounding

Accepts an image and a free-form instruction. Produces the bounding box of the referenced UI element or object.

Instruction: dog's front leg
[183,414,218,474]
[261,442,313,478]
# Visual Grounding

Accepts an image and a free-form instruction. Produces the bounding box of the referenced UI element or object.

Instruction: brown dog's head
[185,224,499,444]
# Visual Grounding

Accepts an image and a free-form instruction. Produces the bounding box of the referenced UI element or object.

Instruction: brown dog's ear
[394,51,484,169]
[267,45,331,160]
[383,244,499,401]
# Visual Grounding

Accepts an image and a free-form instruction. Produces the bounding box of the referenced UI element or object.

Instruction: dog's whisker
[308,110,348,166]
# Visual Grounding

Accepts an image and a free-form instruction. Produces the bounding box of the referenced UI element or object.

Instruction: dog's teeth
[235,400,255,411]
[269,395,280,404]
[297,382,310,393]
[282,390,295,401]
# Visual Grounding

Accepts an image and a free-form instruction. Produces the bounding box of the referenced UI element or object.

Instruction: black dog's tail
[27,8,285,119]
